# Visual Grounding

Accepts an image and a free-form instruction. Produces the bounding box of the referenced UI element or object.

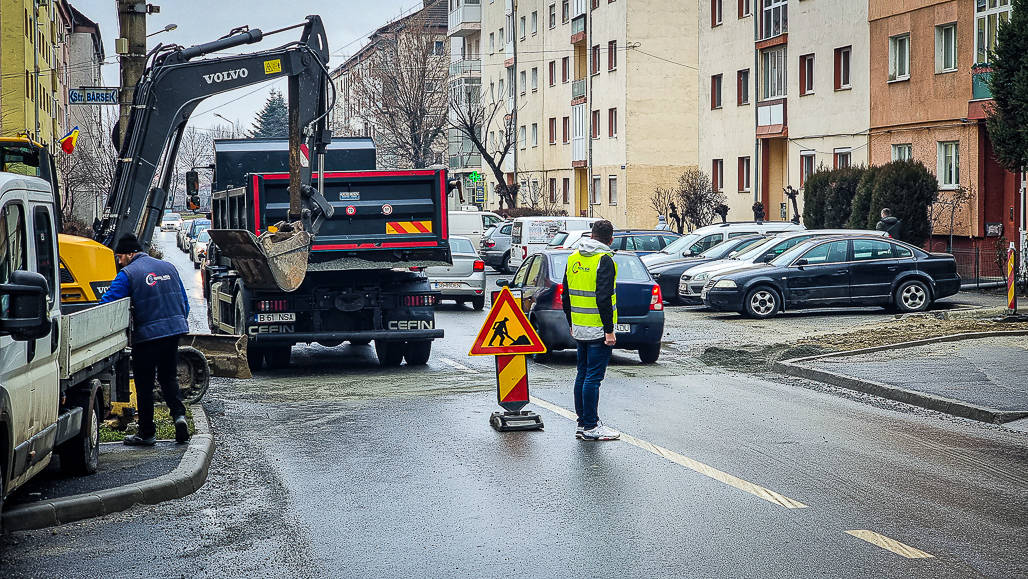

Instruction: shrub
[867,160,938,246]
[847,165,880,229]
[801,171,830,228]
[803,166,866,228]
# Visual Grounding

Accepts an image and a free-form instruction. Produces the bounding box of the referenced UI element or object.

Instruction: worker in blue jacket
[100,234,191,445]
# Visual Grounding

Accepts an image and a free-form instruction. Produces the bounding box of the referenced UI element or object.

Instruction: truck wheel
[471,296,485,311]
[266,345,291,369]
[639,343,661,364]
[176,346,211,404]
[375,340,404,367]
[404,340,432,365]
[236,298,263,371]
[57,392,100,475]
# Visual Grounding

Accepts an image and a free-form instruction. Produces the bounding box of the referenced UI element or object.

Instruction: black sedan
[701,236,961,319]
[646,234,766,305]
[500,250,665,363]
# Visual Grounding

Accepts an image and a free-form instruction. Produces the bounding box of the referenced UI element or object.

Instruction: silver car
[426,236,487,310]
[480,221,512,273]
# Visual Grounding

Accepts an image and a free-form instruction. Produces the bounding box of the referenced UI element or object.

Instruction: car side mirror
[0,270,51,341]
[794,258,808,268]
[496,279,510,287]
[682,250,693,257]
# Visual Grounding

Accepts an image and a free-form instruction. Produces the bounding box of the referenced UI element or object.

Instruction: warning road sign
[469,287,546,356]
[496,354,529,411]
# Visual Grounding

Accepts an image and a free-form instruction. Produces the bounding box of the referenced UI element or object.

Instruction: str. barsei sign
[68,87,119,105]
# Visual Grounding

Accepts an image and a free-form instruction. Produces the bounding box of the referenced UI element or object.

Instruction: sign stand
[470,287,547,431]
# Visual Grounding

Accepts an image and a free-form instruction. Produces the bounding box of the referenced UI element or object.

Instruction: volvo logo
[203,68,249,84]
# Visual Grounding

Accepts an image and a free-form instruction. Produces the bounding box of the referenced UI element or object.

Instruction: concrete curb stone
[1,405,215,532]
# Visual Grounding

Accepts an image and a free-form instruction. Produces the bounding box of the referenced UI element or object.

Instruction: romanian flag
[59,126,79,154]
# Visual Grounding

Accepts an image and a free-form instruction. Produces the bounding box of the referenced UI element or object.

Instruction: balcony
[756,98,787,137]
[449,153,483,171]
[572,0,587,19]
[449,59,481,77]
[448,0,481,37]
[572,102,587,166]
[967,65,994,120]
[571,78,587,103]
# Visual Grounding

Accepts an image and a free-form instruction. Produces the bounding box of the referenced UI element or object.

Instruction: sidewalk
[776,332,1028,424]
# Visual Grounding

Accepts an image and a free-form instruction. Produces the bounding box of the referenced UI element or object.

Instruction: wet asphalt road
[1,232,1026,578]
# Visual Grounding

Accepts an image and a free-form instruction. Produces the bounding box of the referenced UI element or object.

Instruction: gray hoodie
[561,238,617,341]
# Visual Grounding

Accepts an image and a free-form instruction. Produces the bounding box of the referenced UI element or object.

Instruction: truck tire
[236,298,263,371]
[57,391,100,475]
[175,346,211,404]
[375,340,404,367]
[404,340,432,366]
[266,345,291,369]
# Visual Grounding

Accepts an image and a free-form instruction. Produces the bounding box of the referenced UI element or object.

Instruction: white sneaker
[582,423,620,441]
[576,426,585,439]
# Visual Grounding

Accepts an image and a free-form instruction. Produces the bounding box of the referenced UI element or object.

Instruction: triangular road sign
[469,286,547,356]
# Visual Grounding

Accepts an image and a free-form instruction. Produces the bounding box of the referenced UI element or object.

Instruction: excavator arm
[96,16,334,290]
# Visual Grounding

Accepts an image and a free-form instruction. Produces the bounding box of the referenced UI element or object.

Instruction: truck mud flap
[208,224,312,292]
[182,333,252,379]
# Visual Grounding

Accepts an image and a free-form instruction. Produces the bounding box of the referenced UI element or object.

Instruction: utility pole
[511,0,518,203]
[116,2,158,149]
[32,0,40,141]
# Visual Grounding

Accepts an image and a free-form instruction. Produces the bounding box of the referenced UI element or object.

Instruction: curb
[774,330,1028,425]
[1,406,215,532]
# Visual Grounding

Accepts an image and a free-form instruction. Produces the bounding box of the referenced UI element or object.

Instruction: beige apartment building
[474,0,698,228]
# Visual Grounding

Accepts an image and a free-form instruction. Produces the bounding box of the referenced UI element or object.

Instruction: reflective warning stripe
[568,289,595,297]
[386,221,433,234]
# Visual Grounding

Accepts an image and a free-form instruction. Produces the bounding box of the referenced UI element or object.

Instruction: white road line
[529,396,809,510]
[440,357,476,373]
[845,530,935,559]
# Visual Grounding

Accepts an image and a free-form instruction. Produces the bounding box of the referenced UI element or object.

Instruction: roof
[68,3,105,60]
[212,137,376,152]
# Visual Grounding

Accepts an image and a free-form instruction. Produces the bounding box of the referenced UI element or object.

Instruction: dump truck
[203,138,452,370]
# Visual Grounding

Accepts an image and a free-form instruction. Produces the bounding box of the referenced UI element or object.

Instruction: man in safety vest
[561,220,620,441]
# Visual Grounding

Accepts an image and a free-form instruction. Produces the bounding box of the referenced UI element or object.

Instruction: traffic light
[186,170,201,211]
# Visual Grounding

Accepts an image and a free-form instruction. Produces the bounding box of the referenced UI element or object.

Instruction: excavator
[0,15,335,380]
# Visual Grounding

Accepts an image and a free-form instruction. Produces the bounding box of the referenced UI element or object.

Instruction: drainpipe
[752,5,760,220]
[587,1,594,218]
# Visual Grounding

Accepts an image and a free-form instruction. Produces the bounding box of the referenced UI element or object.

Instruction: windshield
[731,236,784,261]
[164,213,181,221]
[702,236,763,259]
[548,232,569,247]
[770,239,822,266]
[661,233,702,254]
[549,253,651,282]
[197,230,211,243]
[0,144,42,177]
[449,238,477,254]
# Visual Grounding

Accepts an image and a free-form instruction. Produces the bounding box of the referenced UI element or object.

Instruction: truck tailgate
[59,298,130,380]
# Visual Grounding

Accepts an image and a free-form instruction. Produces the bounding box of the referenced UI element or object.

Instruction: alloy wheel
[901,284,927,310]
[749,290,777,316]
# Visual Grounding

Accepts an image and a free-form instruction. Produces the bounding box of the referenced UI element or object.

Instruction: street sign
[68,87,119,105]
[469,286,546,356]
[495,354,529,412]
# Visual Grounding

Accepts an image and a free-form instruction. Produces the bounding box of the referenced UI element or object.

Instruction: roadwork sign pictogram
[468,286,546,356]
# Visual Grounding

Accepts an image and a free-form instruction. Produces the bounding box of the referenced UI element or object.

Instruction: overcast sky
[77,0,421,133]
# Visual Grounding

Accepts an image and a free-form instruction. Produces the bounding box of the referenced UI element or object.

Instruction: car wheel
[743,286,781,319]
[895,279,931,313]
[57,390,100,475]
[501,251,512,274]
[404,340,432,365]
[375,340,404,367]
[471,296,485,310]
[639,343,661,364]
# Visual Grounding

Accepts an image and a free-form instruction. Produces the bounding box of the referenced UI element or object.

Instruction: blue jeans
[573,339,612,430]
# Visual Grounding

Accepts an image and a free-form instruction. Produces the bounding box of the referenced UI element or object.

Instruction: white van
[447,210,504,247]
[508,216,598,271]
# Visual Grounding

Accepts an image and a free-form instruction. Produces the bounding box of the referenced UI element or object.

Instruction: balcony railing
[449,59,482,77]
[448,1,482,37]
[571,78,587,100]
[756,98,787,136]
[972,65,993,100]
[449,153,482,171]
[571,16,585,39]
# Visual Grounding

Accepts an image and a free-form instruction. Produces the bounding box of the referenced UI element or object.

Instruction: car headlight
[693,272,709,281]
[713,279,737,288]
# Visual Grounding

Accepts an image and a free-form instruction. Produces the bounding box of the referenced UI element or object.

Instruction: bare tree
[650,186,675,226]
[676,168,725,231]
[449,82,519,208]
[929,184,974,251]
[349,12,449,169]
[56,106,119,227]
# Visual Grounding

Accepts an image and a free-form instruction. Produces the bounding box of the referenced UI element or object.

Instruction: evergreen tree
[847,165,880,229]
[249,89,289,138]
[867,161,938,247]
[985,0,1028,173]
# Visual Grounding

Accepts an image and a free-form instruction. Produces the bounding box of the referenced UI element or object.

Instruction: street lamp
[146,23,177,38]
[213,113,239,138]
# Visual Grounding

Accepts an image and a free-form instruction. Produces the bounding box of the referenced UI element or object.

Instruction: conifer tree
[249,89,289,138]
[985,0,1028,173]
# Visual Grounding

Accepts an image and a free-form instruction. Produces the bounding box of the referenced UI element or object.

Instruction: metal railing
[449,59,482,76]
[971,66,993,100]
[572,78,587,99]
[947,247,1007,288]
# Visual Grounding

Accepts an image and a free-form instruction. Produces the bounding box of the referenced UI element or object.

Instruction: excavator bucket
[182,333,252,379]
[208,222,311,292]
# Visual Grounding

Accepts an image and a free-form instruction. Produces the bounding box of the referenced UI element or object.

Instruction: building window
[549,117,557,144]
[712,159,724,192]
[591,109,600,138]
[892,143,913,161]
[975,0,1012,65]
[738,156,751,192]
[499,27,504,46]
[608,108,617,137]
[562,178,570,204]
[800,151,815,186]
[936,23,957,73]
[712,0,723,27]
[592,0,599,8]
[489,32,495,53]
[433,41,445,56]
[761,46,786,100]
[531,10,538,35]
[548,61,556,85]
[519,15,526,38]
[531,123,538,147]
[761,0,787,40]
[520,70,526,94]
[562,57,570,82]
[834,148,852,169]
[591,176,601,204]
[799,54,814,96]
[519,125,526,148]
[737,69,750,105]
[549,178,557,203]
[562,116,570,143]
[591,45,600,74]
[549,4,557,28]
[562,0,570,23]
[889,34,910,82]
[938,141,959,189]
[711,74,723,109]
[834,46,851,90]
[739,0,751,18]
[608,176,618,205]
[608,40,617,70]
[531,67,538,91]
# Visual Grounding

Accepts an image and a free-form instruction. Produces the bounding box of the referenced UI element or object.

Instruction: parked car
[500,250,665,363]
[177,217,211,251]
[190,229,211,269]
[641,221,806,270]
[678,229,889,302]
[481,221,514,273]
[557,229,682,256]
[508,216,598,271]
[425,236,487,310]
[701,235,961,318]
[448,210,504,247]
[160,212,182,231]
[648,234,766,305]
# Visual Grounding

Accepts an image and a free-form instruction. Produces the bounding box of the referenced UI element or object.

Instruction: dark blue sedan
[500,250,665,363]
[701,236,961,319]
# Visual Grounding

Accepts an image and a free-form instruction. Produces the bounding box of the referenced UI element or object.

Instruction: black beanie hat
[114,234,143,254]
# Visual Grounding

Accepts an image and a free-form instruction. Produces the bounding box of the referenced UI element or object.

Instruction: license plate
[434,282,464,289]
[615,323,631,333]
[256,313,296,323]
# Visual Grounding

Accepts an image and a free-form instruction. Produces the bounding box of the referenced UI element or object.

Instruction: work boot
[174,416,191,444]
[123,434,157,446]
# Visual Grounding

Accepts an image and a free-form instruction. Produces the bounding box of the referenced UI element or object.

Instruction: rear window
[164,213,181,220]
[449,238,477,254]
[548,232,569,247]
[549,253,651,282]
[197,230,211,242]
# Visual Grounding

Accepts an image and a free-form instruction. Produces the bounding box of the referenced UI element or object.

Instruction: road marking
[440,357,476,373]
[845,530,935,559]
[529,396,808,509]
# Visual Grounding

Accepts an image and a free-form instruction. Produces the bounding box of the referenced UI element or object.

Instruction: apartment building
[869,0,1022,251]
[474,0,698,228]
[447,0,485,206]
[64,4,105,224]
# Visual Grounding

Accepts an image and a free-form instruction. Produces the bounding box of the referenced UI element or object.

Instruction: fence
[948,247,1006,288]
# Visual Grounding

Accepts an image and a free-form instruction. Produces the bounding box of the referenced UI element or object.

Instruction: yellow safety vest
[566,250,617,328]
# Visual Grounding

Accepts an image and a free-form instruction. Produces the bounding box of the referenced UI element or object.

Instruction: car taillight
[257,299,288,312]
[473,260,485,272]
[650,285,663,311]
[404,294,438,307]
[483,240,496,248]
[553,283,564,308]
